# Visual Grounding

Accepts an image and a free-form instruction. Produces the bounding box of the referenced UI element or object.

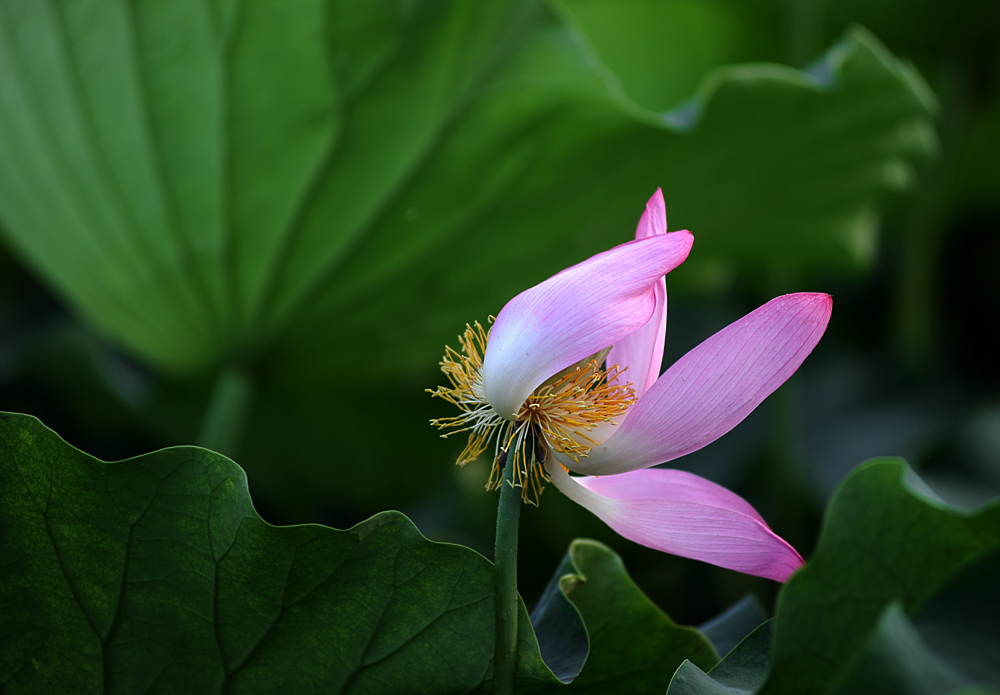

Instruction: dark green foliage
[766,460,1000,694]
[0,413,557,694]
[665,459,1000,695]
[0,413,715,694]
[534,539,718,693]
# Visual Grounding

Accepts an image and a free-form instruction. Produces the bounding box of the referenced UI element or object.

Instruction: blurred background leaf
[0,0,935,382]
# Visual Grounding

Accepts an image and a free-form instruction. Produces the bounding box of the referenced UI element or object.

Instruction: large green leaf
[762,459,1000,695]
[0,1,934,382]
[271,21,939,385]
[532,539,718,693]
[0,412,564,694]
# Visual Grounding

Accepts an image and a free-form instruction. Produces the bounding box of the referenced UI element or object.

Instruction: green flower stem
[493,445,525,694]
[197,366,253,457]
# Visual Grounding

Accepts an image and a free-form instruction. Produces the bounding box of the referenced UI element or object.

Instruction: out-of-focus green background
[1,0,998,621]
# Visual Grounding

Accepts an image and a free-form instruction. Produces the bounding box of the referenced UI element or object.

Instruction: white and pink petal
[606,278,666,398]
[608,189,670,399]
[482,231,693,419]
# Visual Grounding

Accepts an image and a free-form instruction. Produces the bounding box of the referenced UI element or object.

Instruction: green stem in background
[764,377,816,551]
[493,443,525,695]
[894,69,967,375]
[197,366,253,457]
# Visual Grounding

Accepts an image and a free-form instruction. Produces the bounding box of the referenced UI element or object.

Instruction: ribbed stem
[492,443,525,694]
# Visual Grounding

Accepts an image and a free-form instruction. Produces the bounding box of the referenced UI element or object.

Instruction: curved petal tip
[636,188,667,240]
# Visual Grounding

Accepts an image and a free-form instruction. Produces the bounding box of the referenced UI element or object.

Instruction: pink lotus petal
[607,280,666,398]
[483,231,693,418]
[546,463,803,582]
[570,293,832,474]
[576,468,767,524]
[635,188,667,240]
[608,190,670,396]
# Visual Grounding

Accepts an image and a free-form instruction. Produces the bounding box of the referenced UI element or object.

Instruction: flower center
[428,321,636,504]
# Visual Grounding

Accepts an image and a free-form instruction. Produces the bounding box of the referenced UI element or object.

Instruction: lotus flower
[430,190,831,581]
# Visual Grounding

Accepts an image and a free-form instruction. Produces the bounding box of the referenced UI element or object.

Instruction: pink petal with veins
[570,293,832,475]
[546,463,803,582]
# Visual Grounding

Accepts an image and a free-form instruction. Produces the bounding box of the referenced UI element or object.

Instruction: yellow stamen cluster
[429,321,637,504]
[427,321,495,465]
